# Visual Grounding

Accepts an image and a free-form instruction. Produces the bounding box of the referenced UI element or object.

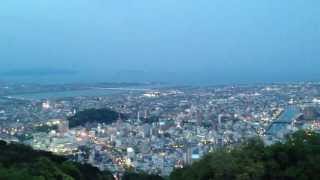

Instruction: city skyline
[1,1,320,179]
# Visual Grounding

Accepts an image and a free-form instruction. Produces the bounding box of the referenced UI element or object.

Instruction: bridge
[266,106,302,136]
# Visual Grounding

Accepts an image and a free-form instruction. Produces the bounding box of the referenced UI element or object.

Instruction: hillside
[0,140,114,180]
[68,108,124,128]
[170,131,320,180]
[2,131,320,180]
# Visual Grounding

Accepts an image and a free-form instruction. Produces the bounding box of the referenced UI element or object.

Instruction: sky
[0,0,319,85]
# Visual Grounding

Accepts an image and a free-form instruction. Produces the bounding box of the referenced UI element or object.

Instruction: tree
[170,131,320,180]
[122,172,164,180]
[0,140,114,180]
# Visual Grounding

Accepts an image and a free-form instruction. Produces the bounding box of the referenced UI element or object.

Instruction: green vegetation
[170,131,320,180]
[0,140,114,180]
[34,124,58,133]
[122,172,164,180]
[68,108,124,128]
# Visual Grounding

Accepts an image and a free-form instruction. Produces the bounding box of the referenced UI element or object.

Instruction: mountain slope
[0,140,114,180]
[170,131,320,180]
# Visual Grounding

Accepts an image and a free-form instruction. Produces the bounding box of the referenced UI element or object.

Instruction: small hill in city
[170,131,320,180]
[68,108,124,128]
[0,140,114,180]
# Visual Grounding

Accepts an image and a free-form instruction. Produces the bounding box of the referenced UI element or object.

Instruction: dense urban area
[1,82,320,178]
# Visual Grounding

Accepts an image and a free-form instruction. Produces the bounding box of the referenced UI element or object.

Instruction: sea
[8,89,127,100]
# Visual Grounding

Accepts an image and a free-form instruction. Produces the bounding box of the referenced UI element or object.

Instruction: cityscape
[1,82,320,177]
[1,0,319,179]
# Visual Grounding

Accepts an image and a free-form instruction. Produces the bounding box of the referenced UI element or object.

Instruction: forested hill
[0,140,114,180]
[170,131,320,180]
[68,108,125,128]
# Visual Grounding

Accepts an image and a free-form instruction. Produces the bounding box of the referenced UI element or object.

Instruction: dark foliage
[142,116,159,124]
[170,131,320,180]
[122,172,164,180]
[68,108,124,128]
[34,124,58,133]
[0,141,114,180]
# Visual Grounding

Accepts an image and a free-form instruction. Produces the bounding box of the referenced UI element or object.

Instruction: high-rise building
[58,120,69,135]
[127,147,135,161]
[137,111,140,122]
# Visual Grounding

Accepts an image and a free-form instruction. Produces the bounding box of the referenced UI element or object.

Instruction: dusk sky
[0,0,319,84]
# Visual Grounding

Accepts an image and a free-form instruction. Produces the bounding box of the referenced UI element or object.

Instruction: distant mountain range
[1,68,77,77]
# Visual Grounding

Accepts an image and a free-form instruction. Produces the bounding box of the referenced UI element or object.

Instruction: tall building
[58,120,69,135]
[144,110,148,120]
[184,144,194,165]
[116,113,123,129]
[42,100,51,110]
[127,147,135,160]
[137,111,140,122]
